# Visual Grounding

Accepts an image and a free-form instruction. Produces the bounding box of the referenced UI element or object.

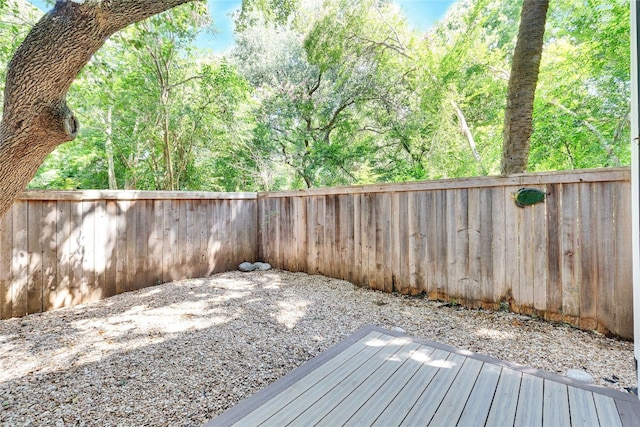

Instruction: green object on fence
[512,188,546,208]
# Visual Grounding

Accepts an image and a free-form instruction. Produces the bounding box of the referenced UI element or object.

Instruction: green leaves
[11,0,631,192]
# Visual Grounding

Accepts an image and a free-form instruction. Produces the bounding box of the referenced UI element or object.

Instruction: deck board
[205,325,640,427]
[398,352,468,426]
[369,348,450,426]
[456,362,502,426]
[316,342,422,426]
[569,386,600,427]
[343,346,436,426]
[514,373,544,426]
[485,366,522,426]
[543,380,570,426]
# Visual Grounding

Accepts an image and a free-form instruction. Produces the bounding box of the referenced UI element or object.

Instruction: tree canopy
[0,0,630,197]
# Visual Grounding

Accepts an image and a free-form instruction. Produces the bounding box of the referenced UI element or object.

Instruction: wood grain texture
[0,170,634,340]
[0,207,12,318]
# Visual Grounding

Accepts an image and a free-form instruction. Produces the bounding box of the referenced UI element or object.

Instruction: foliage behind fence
[0,169,633,339]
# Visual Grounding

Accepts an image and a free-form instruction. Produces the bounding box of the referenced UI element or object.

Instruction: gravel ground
[0,270,636,426]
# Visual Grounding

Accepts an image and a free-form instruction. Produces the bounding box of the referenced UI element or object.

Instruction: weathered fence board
[0,192,257,320]
[0,169,633,339]
[258,168,633,339]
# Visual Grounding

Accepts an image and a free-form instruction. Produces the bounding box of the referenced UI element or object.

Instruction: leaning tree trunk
[0,0,196,217]
[500,0,549,175]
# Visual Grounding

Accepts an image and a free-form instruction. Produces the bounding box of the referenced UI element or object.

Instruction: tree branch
[549,99,621,167]
[0,0,198,217]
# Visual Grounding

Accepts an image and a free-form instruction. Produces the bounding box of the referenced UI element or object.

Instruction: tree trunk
[500,0,549,175]
[0,0,196,217]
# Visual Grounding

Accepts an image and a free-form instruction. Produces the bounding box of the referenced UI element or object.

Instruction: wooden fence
[0,191,257,320]
[0,169,634,339]
[258,168,633,339]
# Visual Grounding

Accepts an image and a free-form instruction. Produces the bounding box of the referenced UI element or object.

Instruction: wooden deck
[205,325,640,426]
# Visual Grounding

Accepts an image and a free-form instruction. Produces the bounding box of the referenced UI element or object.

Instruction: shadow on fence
[0,192,257,320]
[258,168,633,339]
[0,168,634,340]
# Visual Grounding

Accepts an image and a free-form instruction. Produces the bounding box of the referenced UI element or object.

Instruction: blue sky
[28,0,455,52]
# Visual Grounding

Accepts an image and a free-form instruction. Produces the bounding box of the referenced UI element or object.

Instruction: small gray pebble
[238,262,256,272]
[254,262,272,271]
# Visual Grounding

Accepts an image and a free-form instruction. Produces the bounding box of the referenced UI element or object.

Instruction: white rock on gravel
[566,369,595,383]
[0,270,635,426]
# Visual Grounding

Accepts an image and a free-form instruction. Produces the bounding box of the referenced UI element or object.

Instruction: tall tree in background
[0,0,197,218]
[500,0,549,174]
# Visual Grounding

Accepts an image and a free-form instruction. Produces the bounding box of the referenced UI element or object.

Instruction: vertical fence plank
[208,199,217,273]
[115,200,128,293]
[434,189,448,300]
[283,198,291,269]
[349,194,359,284]
[519,201,534,314]
[336,195,348,280]
[595,183,615,334]
[269,199,281,268]
[12,201,28,317]
[248,199,259,265]
[256,197,267,266]
[448,189,468,302]
[579,183,598,331]
[161,200,173,284]
[81,201,97,302]
[339,195,349,282]
[103,200,117,297]
[545,184,562,321]
[379,193,393,293]
[94,200,107,299]
[372,193,386,291]
[68,201,83,303]
[478,187,494,308]
[407,192,418,294]
[370,193,383,291]
[54,201,71,309]
[560,184,580,325]
[390,192,399,292]
[333,195,343,279]
[533,188,548,314]
[0,207,11,318]
[305,196,317,274]
[124,200,137,292]
[324,195,335,278]
[491,187,507,308]
[360,193,371,288]
[467,188,481,307]
[177,200,188,278]
[42,201,57,312]
[414,191,428,294]
[264,198,279,269]
[424,190,437,297]
[614,181,633,338]
[27,201,43,314]
[184,200,195,278]
[121,200,139,292]
[297,197,309,273]
[504,186,520,311]
[397,192,410,294]
[148,199,164,284]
